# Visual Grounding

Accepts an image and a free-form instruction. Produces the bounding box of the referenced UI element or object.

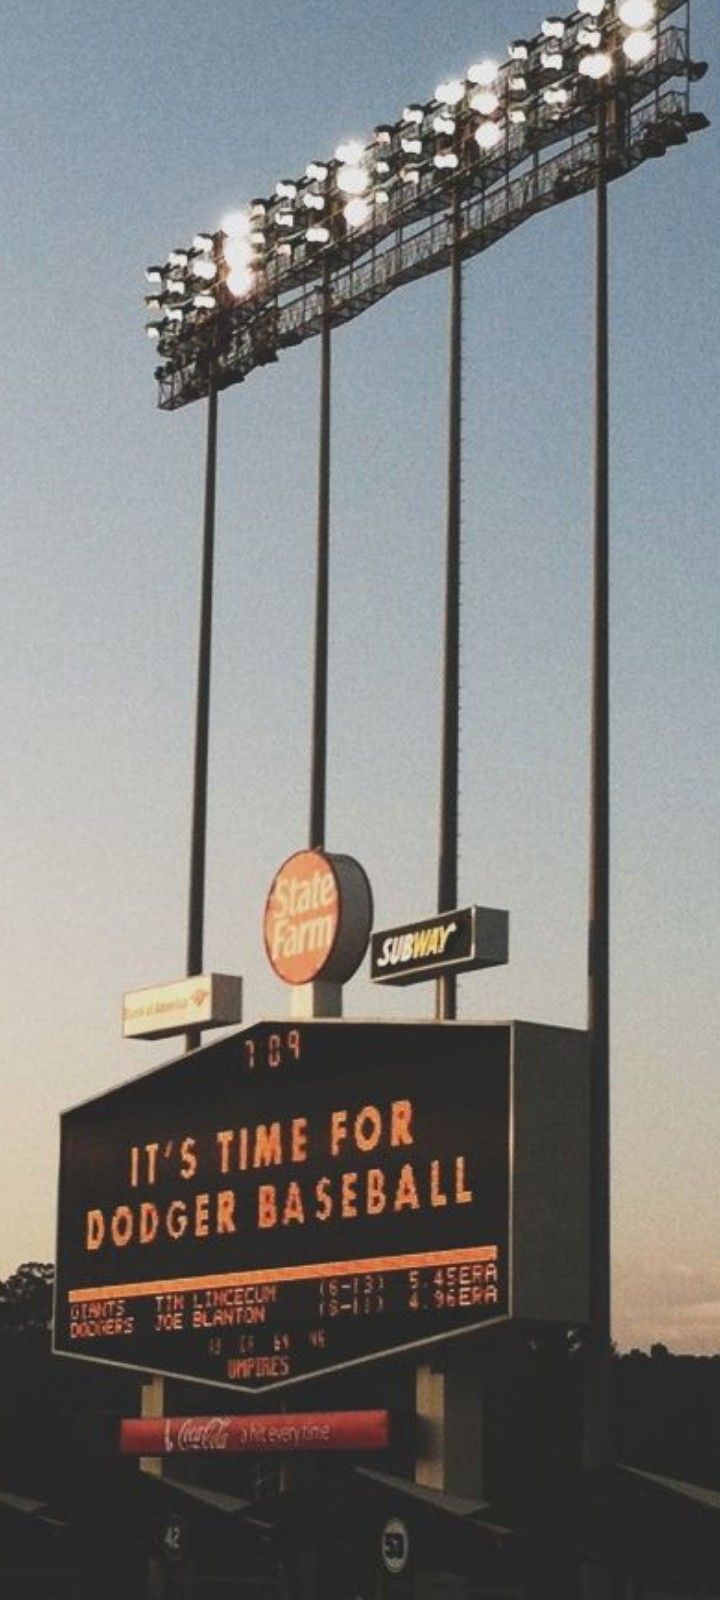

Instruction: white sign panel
[122,973,243,1040]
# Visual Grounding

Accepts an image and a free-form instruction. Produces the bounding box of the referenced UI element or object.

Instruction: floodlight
[583,0,606,13]
[306,161,329,181]
[433,114,456,135]
[509,72,528,93]
[467,59,498,87]
[224,232,253,265]
[402,104,424,125]
[401,135,423,155]
[276,210,295,229]
[373,125,393,145]
[470,89,500,115]
[375,188,390,205]
[145,266,164,284]
[276,179,298,199]
[344,196,371,228]
[541,17,565,37]
[434,151,459,169]
[374,159,392,175]
[250,229,266,246]
[145,322,161,339]
[509,108,527,123]
[578,26,602,47]
[336,140,365,164]
[192,234,214,253]
[508,40,530,60]
[475,120,503,150]
[226,264,255,297]
[167,307,184,323]
[167,279,186,296]
[222,210,251,238]
[579,49,612,76]
[337,163,369,195]
[193,293,216,310]
[544,86,570,105]
[306,224,330,243]
[303,193,325,211]
[540,48,564,70]
[623,28,654,61]
[168,249,189,267]
[193,259,217,281]
[617,0,654,24]
[436,79,465,106]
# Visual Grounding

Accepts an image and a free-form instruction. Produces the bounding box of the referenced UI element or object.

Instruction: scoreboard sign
[54,1021,588,1393]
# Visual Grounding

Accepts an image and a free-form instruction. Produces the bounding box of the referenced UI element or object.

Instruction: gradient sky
[1,1,717,1354]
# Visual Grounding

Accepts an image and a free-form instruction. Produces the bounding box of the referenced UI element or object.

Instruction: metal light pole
[185,368,219,1052]
[309,263,332,852]
[436,186,463,1025]
[583,85,612,1479]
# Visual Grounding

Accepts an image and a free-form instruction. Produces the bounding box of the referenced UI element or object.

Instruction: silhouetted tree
[0,1262,54,1332]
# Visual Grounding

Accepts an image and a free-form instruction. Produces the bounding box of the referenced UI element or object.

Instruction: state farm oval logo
[263,849,373,986]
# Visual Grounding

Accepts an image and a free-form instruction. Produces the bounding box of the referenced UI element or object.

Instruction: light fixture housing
[623,28,655,62]
[467,59,498,86]
[579,49,612,76]
[344,196,371,228]
[435,79,465,106]
[337,163,369,196]
[617,0,655,25]
[470,89,500,115]
[475,120,503,151]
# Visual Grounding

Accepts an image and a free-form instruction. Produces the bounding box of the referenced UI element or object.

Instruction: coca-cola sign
[121,1410,390,1455]
[170,1415,231,1452]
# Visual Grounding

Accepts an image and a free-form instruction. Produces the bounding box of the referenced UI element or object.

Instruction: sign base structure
[54,1020,589,1394]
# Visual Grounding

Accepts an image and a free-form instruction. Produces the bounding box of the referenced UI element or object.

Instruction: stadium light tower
[143,0,708,1515]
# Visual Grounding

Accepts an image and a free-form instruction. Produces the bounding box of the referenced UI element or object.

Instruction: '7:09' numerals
[243,1030,301,1071]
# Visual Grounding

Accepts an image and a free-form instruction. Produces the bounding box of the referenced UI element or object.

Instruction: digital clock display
[54,1022,510,1391]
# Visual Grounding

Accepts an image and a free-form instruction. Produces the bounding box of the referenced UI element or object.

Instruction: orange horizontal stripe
[67,1244,497,1304]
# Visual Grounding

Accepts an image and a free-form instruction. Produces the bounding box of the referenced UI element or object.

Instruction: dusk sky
[1,1,717,1355]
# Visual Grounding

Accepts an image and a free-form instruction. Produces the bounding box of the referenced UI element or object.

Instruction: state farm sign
[263,850,372,985]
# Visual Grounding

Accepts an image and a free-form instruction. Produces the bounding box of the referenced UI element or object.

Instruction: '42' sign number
[163,1513,185,1563]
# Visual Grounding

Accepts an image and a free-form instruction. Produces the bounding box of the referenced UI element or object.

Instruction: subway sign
[54,1020,588,1393]
[370,906,508,986]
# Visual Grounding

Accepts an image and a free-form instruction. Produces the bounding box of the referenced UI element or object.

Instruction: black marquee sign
[54,1020,588,1393]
